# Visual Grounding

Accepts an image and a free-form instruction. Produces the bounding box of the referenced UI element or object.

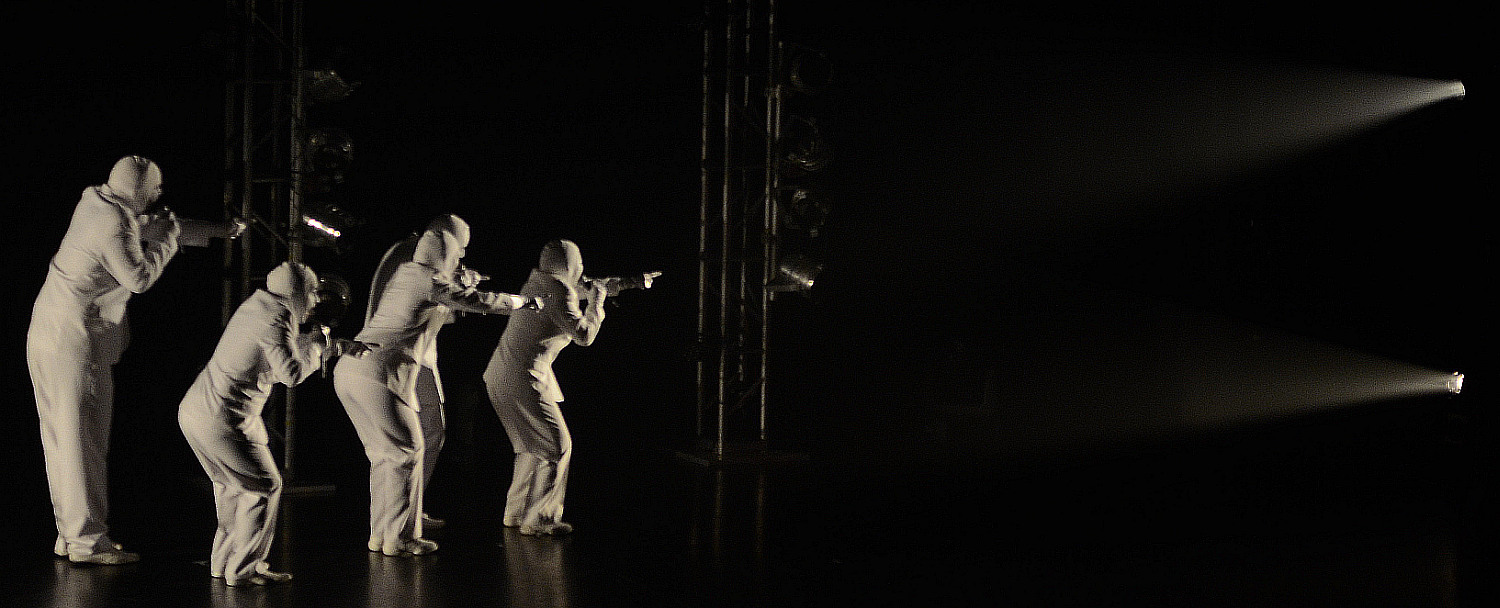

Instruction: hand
[457,267,485,290]
[225,218,247,240]
[641,271,663,289]
[524,294,545,311]
[338,339,373,359]
[587,279,611,302]
[165,212,182,242]
[140,210,180,243]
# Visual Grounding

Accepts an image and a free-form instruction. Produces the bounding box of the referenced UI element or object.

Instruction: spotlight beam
[897,281,1472,460]
[865,58,1470,239]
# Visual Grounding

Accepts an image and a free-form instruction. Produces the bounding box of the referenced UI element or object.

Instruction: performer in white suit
[178,262,342,586]
[28,156,181,565]
[334,214,539,556]
[483,239,656,536]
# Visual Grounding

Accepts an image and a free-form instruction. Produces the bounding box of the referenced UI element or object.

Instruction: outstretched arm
[432,274,541,315]
[177,216,246,248]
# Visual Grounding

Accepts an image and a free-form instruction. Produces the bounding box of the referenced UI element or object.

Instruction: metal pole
[239,0,254,306]
[735,0,754,386]
[222,2,238,327]
[288,2,305,267]
[759,5,778,441]
[696,0,712,441]
[268,0,286,265]
[716,0,736,457]
[283,0,305,482]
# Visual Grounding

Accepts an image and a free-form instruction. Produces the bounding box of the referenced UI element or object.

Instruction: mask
[266,262,320,322]
[104,155,163,213]
[538,239,583,284]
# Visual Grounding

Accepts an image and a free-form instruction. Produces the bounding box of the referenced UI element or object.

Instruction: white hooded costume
[483,239,606,536]
[27,156,179,563]
[334,214,535,555]
[177,262,326,585]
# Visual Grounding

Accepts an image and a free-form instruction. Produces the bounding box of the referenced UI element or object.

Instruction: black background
[2,0,1491,552]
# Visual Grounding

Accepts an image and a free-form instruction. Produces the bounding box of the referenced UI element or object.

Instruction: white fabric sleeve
[432,274,527,315]
[550,280,604,347]
[100,207,177,293]
[264,307,323,386]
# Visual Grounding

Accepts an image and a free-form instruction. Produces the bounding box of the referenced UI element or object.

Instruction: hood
[538,239,583,284]
[414,213,469,274]
[426,213,470,248]
[266,261,319,322]
[100,155,162,213]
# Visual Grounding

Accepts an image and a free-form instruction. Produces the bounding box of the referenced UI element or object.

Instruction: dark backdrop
[3,0,1491,539]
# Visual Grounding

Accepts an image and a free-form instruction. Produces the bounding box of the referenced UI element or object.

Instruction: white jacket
[178,290,325,443]
[485,242,604,404]
[343,241,526,409]
[28,186,178,365]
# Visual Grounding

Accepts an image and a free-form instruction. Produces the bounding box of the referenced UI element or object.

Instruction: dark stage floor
[11,392,1500,608]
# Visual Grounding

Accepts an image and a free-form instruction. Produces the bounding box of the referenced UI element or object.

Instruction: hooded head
[103,155,163,213]
[538,239,583,284]
[267,261,320,323]
[414,213,469,275]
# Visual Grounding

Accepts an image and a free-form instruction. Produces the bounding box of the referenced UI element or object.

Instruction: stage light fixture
[304,128,354,195]
[781,115,830,172]
[1448,372,1464,395]
[767,253,824,293]
[309,273,352,329]
[306,128,354,172]
[787,47,832,95]
[777,187,832,236]
[302,69,359,103]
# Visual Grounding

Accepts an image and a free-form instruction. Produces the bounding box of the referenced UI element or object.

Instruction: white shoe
[502,516,522,528]
[55,538,125,558]
[421,513,446,530]
[367,537,382,553]
[254,567,293,583]
[381,538,438,556]
[260,571,293,583]
[519,522,573,536]
[225,570,291,586]
[68,548,140,565]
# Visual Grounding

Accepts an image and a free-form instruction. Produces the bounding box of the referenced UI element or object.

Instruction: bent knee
[368,445,421,469]
[245,472,283,495]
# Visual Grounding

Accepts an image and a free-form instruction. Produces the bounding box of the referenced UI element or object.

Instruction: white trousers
[488,389,571,527]
[334,369,442,550]
[179,411,282,581]
[28,347,116,558]
[416,371,445,506]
